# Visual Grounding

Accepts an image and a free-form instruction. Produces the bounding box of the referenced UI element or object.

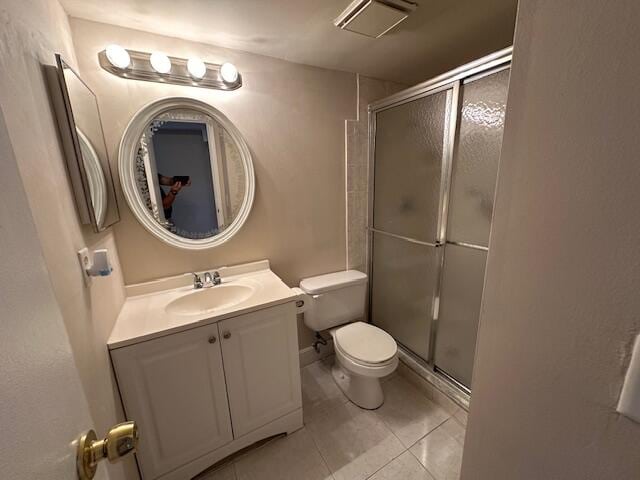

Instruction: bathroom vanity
[108,261,302,480]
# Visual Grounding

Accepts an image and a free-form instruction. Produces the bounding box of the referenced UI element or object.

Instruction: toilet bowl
[330,322,398,409]
[299,270,398,409]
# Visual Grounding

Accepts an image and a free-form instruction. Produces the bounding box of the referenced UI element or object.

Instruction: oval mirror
[119,98,255,249]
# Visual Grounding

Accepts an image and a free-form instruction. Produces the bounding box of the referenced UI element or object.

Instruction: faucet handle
[191,272,203,289]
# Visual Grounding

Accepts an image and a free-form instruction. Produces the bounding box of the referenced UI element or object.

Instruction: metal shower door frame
[366,47,513,394]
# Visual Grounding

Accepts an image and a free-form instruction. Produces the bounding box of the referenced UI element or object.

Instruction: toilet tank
[299,270,367,331]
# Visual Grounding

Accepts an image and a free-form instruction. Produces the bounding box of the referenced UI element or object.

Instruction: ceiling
[59,0,518,85]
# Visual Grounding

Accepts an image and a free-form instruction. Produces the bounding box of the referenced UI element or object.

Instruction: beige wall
[462,1,640,478]
[70,18,355,290]
[0,2,136,478]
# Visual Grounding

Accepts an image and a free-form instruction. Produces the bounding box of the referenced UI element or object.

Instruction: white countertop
[108,260,297,349]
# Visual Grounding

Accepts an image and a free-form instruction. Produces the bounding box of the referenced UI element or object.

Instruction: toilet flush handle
[291,287,314,314]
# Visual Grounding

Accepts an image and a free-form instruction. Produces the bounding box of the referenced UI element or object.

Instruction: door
[0,107,101,479]
[111,324,232,479]
[433,68,510,388]
[219,302,301,438]
[370,84,458,360]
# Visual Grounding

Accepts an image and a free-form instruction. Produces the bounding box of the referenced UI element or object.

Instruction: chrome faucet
[202,271,222,288]
[192,272,203,289]
[192,271,221,289]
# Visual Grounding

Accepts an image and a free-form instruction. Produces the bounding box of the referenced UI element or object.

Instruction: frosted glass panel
[370,232,438,360]
[434,244,487,388]
[447,69,509,246]
[373,90,449,242]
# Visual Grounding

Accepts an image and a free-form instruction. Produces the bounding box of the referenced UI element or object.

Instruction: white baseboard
[298,339,334,367]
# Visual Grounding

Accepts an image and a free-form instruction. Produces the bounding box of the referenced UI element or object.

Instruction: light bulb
[187,57,206,79]
[150,52,171,74]
[220,62,238,84]
[105,44,130,69]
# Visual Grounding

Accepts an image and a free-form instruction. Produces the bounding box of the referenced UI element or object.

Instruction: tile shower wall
[346,76,405,273]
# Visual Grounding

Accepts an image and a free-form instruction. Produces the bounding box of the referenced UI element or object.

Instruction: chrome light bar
[98,49,242,91]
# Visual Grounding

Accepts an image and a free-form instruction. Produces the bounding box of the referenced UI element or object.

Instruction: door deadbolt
[77,421,138,480]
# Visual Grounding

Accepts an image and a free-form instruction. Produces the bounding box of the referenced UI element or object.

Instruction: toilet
[299,270,398,409]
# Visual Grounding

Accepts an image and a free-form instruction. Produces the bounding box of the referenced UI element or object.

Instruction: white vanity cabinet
[110,302,302,480]
[111,323,233,479]
[219,304,302,437]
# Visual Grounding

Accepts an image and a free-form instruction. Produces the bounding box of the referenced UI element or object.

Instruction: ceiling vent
[334,0,418,38]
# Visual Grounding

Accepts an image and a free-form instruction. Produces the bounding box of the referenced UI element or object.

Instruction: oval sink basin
[166,284,255,316]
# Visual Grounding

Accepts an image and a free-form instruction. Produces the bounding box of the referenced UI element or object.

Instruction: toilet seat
[332,322,397,367]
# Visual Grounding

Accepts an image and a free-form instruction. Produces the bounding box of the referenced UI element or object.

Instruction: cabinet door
[111,324,232,479]
[219,302,301,437]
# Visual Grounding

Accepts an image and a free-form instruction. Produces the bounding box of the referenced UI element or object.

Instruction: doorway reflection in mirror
[135,110,245,240]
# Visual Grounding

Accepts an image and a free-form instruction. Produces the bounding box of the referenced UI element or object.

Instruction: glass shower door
[369,51,511,395]
[370,85,457,361]
[433,68,510,388]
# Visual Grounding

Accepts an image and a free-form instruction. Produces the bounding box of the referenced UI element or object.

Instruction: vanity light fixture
[98,48,242,90]
[187,57,207,79]
[105,44,131,69]
[149,52,171,74]
[220,62,239,84]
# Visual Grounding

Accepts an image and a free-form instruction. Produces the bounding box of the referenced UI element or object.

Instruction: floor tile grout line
[362,446,409,480]
[303,421,338,480]
[360,397,422,480]
[441,417,466,448]
[370,386,453,452]
[406,417,466,480]
[408,449,440,480]
[404,415,452,451]
[406,445,441,480]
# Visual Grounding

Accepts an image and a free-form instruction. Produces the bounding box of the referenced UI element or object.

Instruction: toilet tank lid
[300,270,367,295]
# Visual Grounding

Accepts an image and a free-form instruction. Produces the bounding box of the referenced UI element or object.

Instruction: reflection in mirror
[119,98,254,250]
[134,108,247,239]
[49,54,119,231]
[76,128,108,228]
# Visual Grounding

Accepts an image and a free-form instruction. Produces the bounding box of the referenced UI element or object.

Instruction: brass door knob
[223,331,231,339]
[77,421,138,480]
[208,335,217,344]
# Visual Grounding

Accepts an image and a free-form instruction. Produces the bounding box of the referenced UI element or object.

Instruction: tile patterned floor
[200,357,466,480]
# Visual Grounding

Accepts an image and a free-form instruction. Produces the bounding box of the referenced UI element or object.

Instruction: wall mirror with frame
[49,54,120,231]
[119,98,255,250]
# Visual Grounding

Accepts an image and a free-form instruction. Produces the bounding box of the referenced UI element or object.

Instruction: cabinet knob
[223,331,231,339]
[208,335,217,344]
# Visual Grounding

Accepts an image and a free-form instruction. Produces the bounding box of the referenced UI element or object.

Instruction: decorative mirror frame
[119,97,255,250]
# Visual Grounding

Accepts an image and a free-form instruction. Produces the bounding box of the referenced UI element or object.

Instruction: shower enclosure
[368,48,511,392]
